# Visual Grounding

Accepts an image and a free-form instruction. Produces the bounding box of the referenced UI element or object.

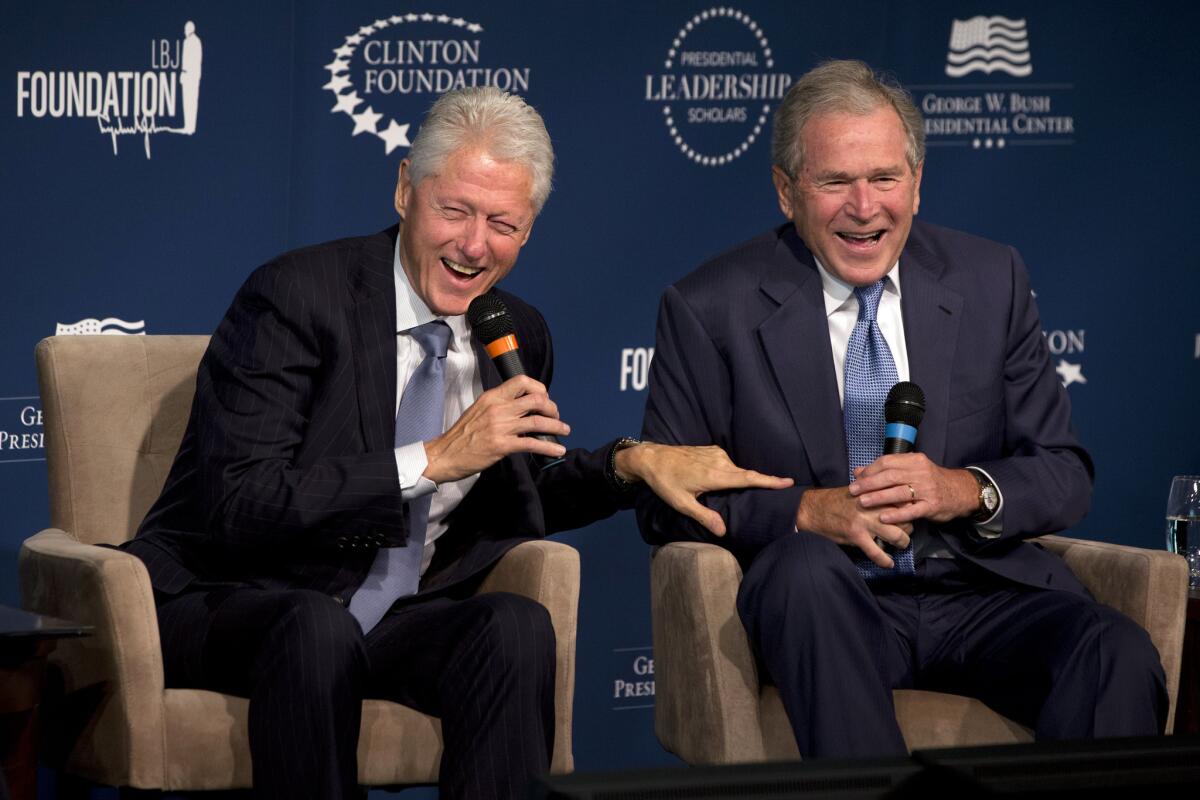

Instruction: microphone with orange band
[467,293,563,469]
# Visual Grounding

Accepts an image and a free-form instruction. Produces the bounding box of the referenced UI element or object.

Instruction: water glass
[1166,475,1200,590]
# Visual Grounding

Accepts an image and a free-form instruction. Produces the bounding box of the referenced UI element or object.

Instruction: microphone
[466,293,563,469]
[884,382,926,454]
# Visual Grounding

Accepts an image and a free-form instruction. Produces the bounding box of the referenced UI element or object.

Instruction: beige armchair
[19,334,580,792]
[651,537,1189,763]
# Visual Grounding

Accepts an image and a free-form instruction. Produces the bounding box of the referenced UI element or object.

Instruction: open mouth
[836,231,885,246]
[441,257,483,280]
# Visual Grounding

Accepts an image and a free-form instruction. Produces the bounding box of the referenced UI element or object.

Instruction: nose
[459,216,488,261]
[844,180,877,221]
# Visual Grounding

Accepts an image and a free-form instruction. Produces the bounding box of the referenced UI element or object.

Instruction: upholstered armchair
[19,334,580,792]
[651,537,1189,763]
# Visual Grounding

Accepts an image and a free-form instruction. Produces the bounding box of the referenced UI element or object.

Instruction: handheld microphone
[466,293,563,469]
[884,382,925,454]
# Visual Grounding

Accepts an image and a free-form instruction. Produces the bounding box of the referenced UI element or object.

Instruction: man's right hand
[794,487,913,569]
[422,375,569,485]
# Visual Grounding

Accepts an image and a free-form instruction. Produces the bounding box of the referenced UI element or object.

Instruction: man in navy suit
[125,87,787,799]
[637,60,1166,757]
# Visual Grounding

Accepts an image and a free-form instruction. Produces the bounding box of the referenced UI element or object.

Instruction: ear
[394,159,412,219]
[771,166,795,219]
[912,160,923,215]
[517,217,535,247]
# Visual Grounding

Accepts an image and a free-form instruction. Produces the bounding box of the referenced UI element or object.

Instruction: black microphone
[467,293,563,469]
[884,382,925,454]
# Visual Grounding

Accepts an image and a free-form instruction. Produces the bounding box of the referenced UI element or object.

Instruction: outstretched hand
[616,443,793,536]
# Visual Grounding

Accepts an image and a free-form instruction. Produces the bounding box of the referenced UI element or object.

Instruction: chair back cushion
[36,335,208,545]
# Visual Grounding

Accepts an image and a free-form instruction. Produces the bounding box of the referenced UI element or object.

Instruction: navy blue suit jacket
[638,221,1094,593]
[127,226,625,602]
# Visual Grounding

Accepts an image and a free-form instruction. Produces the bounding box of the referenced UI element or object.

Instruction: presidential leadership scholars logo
[913,15,1073,152]
[644,7,792,166]
[15,21,203,158]
[323,12,531,156]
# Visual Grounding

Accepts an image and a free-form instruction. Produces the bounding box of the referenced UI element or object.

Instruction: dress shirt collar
[814,256,902,318]
[393,234,470,341]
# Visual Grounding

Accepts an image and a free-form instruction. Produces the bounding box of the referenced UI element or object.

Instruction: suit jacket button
[331,595,345,606]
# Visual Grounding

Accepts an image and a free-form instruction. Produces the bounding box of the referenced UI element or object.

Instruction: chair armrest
[18,528,167,786]
[1040,534,1189,733]
[476,540,579,774]
[650,542,764,764]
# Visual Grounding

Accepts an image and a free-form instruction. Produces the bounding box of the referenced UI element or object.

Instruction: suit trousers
[156,582,556,800]
[736,533,1168,758]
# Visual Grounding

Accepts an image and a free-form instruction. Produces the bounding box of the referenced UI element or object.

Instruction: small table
[1177,589,1200,735]
[0,606,90,800]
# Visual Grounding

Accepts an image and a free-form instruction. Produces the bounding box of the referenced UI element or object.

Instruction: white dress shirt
[813,257,1002,539]
[392,240,484,574]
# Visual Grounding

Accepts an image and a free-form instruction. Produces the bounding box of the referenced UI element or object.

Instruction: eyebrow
[812,166,906,181]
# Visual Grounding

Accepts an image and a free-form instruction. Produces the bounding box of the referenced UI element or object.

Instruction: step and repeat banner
[3,0,1199,776]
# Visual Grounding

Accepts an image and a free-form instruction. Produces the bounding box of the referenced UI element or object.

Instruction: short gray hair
[771,59,925,178]
[407,87,555,214]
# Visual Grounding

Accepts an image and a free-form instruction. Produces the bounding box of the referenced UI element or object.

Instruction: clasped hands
[796,453,980,569]
[421,375,793,535]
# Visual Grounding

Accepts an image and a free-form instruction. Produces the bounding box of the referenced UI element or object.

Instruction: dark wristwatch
[605,437,641,493]
[970,469,1000,522]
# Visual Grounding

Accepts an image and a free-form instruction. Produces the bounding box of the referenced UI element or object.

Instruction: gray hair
[407,86,555,215]
[771,59,925,178]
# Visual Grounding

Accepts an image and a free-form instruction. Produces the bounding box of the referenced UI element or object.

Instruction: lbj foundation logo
[15,21,203,158]
[1044,328,1086,389]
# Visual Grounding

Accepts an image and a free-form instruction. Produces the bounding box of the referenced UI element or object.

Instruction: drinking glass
[1166,475,1200,590]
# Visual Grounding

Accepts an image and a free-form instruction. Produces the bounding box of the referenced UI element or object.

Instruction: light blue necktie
[349,320,452,633]
[844,280,914,579]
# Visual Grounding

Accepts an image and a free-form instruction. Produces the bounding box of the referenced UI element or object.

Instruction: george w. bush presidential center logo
[643,7,792,167]
[323,12,532,156]
[15,21,203,159]
[911,15,1075,153]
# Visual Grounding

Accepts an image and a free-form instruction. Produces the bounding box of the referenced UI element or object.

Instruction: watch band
[605,437,641,493]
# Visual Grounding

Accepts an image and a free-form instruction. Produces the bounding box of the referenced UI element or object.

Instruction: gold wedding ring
[907,484,916,502]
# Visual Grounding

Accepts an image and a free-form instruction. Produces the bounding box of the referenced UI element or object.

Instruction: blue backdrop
[3,0,1199,793]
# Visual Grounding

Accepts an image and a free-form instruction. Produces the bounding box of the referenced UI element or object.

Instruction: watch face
[982,485,999,511]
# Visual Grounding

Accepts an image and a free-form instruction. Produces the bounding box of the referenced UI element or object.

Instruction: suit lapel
[757,231,849,486]
[899,232,963,466]
[350,227,400,451]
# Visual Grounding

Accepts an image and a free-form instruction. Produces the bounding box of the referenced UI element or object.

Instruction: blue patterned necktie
[844,280,914,579]
[349,319,452,633]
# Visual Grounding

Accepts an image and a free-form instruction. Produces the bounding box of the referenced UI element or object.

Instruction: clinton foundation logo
[0,398,44,464]
[912,16,1074,152]
[15,21,203,159]
[323,12,532,156]
[644,7,792,167]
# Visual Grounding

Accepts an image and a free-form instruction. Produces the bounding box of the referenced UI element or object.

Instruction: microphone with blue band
[883,381,926,455]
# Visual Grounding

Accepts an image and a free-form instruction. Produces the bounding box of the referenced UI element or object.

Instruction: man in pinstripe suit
[122,88,789,799]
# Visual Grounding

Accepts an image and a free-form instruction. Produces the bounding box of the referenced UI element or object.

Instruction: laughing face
[772,105,922,287]
[394,146,535,316]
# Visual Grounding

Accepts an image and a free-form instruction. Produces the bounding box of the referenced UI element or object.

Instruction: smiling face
[394,145,535,316]
[772,105,922,287]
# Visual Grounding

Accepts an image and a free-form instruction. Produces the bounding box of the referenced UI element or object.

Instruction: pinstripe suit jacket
[125,225,625,603]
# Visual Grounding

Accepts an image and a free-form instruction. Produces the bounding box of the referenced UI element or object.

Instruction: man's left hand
[616,443,793,536]
[849,453,978,524]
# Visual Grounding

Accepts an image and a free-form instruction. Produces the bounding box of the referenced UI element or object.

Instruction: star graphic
[374,19,390,28]
[405,13,418,22]
[390,15,404,24]
[451,17,466,26]
[466,23,483,33]
[324,58,350,75]
[377,120,412,155]
[358,25,376,36]
[333,44,354,58]
[436,14,451,23]
[331,91,363,115]
[1055,359,1087,387]
[322,74,352,93]
[420,13,435,22]
[351,106,383,136]
[345,34,363,45]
